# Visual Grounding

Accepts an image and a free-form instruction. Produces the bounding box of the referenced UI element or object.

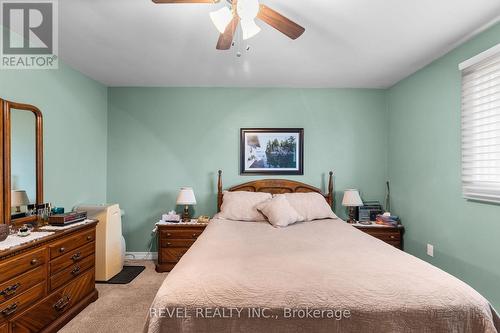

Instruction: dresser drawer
[160,239,195,248]
[160,229,203,240]
[0,322,7,333]
[11,269,95,333]
[0,248,46,284]
[49,229,95,259]
[160,248,189,263]
[0,283,45,324]
[50,254,95,291]
[50,241,95,276]
[0,266,45,304]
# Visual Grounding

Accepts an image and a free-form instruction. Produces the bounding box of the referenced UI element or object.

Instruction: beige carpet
[59,260,167,333]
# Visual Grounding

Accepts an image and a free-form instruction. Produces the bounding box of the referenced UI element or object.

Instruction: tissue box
[162,211,180,222]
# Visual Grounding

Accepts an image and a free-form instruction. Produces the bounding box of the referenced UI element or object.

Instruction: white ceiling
[60,0,500,88]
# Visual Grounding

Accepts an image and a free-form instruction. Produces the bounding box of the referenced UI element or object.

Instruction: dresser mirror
[1,99,43,225]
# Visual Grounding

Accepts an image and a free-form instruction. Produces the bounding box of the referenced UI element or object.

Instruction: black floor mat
[96,266,146,284]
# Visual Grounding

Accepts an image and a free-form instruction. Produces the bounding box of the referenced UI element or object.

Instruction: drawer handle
[192,233,198,238]
[0,283,20,297]
[71,252,82,261]
[1,302,18,316]
[53,295,71,312]
[86,235,93,241]
[30,258,39,265]
[166,233,172,237]
[59,247,66,253]
[390,236,395,239]
[71,265,81,276]
[166,242,172,246]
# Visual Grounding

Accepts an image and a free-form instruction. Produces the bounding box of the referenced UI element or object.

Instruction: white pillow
[256,195,304,227]
[217,191,272,221]
[282,192,338,221]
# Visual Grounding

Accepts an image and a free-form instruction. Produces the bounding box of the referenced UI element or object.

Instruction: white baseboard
[125,252,158,260]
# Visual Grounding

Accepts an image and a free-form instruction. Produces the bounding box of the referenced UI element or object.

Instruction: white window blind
[461,44,500,203]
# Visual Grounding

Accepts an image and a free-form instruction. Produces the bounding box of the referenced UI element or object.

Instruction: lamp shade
[241,19,261,40]
[176,187,197,205]
[12,190,29,207]
[342,189,363,207]
[237,0,259,20]
[210,6,233,34]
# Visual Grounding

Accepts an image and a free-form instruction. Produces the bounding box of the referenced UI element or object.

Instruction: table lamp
[176,187,197,222]
[342,189,363,224]
[11,190,29,213]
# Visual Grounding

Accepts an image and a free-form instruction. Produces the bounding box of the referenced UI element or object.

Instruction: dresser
[353,223,404,250]
[0,221,98,333]
[156,223,207,272]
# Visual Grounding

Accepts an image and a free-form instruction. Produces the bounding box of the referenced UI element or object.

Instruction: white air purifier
[75,204,125,281]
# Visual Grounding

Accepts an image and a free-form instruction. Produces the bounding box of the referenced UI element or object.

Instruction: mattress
[145,218,500,332]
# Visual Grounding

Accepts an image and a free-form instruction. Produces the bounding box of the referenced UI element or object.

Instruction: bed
[145,172,500,333]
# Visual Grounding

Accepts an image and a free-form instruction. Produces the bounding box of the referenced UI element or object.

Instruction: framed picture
[240,128,304,175]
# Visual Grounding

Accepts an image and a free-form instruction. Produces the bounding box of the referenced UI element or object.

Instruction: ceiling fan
[152,0,305,50]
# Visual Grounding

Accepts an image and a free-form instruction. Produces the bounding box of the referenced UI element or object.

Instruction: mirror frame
[1,99,43,225]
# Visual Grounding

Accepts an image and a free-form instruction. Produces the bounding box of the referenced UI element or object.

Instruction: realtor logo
[1,0,58,69]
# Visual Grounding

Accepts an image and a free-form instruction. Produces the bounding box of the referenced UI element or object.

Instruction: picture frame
[240,128,304,175]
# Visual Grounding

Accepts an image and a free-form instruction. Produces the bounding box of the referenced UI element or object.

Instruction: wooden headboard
[217,170,334,212]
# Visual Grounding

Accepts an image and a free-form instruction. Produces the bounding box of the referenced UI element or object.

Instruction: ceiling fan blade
[257,4,305,40]
[216,15,239,50]
[152,0,217,3]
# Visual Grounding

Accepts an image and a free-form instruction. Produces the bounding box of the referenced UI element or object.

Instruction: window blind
[461,44,500,203]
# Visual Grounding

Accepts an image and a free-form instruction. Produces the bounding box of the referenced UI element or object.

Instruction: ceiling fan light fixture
[210,6,233,34]
[237,0,260,20]
[241,18,260,40]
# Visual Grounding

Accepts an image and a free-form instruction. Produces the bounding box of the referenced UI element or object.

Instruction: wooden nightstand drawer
[160,248,189,263]
[160,239,195,248]
[160,229,204,240]
[354,224,404,250]
[385,240,401,248]
[366,231,400,241]
[156,223,207,272]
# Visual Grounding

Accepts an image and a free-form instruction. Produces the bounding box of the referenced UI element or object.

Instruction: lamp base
[182,205,191,222]
[346,206,357,224]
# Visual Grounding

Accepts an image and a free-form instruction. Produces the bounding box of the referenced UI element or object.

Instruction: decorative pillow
[217,191,272,221]
[282,192,338,221]
[256,195,304,227]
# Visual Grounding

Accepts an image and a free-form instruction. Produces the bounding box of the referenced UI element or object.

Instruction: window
[460,44,500,203]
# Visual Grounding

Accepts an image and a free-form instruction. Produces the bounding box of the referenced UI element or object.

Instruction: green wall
[0,62,108,211]
[387,22,500,309]
[107,88,388,252]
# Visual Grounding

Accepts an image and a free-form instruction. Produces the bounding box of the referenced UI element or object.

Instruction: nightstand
[155,222,207,272]
[353,223,404,250]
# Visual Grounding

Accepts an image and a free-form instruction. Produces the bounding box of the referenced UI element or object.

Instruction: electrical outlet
[427,244,434,257]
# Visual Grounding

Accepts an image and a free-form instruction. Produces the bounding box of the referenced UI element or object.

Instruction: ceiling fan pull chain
[235,23,242,57]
